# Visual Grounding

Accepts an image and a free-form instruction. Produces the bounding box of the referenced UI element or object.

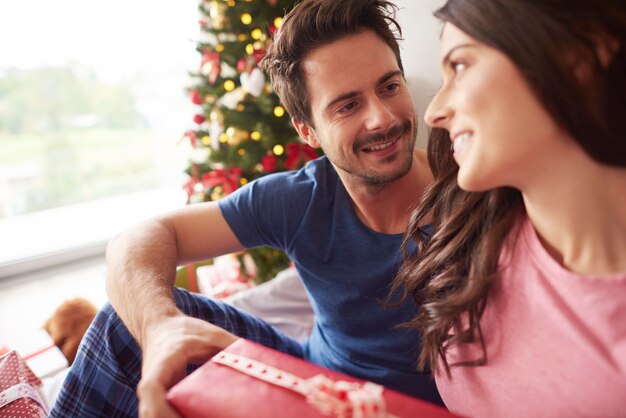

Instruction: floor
[0,255,108,350]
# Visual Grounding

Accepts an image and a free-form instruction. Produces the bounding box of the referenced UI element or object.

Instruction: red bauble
[190,90,204,105]
[261,154,277,173]
[193,114,206,125]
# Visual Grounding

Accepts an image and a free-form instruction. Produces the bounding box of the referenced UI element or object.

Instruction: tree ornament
[209,0,229,29]
[240,68,265,97]
[190,90,204,105]
[209,110,225,149]
[200,50,221,84]
[194,114,206,125]
[285,143,318,170]
[182,130,197,147]
[201,167,242,196]
[220,87,245,109]
[226,126,249,146]
[261,154,277,172]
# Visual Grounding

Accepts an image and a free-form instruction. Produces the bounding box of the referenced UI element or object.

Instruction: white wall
[395,0,445,147]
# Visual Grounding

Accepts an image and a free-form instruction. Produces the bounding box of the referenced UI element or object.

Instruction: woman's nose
[424,89,453,129]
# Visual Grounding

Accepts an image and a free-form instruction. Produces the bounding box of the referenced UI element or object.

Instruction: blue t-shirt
[218,156,441,404]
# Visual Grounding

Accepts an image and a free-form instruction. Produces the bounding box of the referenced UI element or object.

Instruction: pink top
[436,216,626,418]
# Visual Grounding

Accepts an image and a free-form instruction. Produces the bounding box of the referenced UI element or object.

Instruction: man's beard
[343,119,416,186]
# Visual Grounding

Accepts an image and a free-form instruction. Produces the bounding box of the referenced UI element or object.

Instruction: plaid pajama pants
[48,287,305,418]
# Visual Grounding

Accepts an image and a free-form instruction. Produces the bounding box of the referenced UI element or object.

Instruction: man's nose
[363,97,395,132]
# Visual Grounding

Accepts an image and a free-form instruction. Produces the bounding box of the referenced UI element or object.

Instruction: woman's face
[424,23,565,192]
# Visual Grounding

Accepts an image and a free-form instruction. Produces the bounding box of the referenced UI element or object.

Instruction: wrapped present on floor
[196,254,256,299]
[2,329,68,380]
[0,350,49,418]
[167,339,462,418]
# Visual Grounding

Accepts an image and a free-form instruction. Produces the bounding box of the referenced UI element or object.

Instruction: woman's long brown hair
[391,0,626,376]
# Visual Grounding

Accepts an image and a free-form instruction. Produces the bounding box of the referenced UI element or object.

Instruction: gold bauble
[208,1,228,29]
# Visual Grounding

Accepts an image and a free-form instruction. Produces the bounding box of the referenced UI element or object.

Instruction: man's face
[293,30,417,186]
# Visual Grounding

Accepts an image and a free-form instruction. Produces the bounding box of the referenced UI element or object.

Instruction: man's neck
[339,149,432,235]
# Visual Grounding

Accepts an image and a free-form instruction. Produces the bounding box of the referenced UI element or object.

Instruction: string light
[238,149,246,156]
[241,13,252,25]
[273,106,285,117]
[224,80,236,91]
[273,144,285,156]
[251,28,263,40]
[250,131,261,141]
[240,178,249,185]
[220,133,229,143]
[274,17,284,28]
[245,43,254,55]
[237,34,247,42]
[202,135,211,146]
[215,44,225,52]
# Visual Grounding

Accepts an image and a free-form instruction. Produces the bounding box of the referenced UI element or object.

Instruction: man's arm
[106,201,243,342]
[105,201,245,418]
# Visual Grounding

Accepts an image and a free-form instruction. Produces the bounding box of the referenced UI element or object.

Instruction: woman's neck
[522,157,626,276]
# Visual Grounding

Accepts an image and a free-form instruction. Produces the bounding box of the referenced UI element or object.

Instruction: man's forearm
[105,219,181,345]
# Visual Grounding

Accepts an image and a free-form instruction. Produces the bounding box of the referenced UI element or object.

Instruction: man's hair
[261,0,403,126]
[391,0,626,376]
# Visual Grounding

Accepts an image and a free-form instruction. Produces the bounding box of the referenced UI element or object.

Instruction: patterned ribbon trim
[0,383,49,412]
[212,351,400,418]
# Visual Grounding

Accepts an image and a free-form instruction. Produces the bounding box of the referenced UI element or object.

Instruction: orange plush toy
[43,298,98,365]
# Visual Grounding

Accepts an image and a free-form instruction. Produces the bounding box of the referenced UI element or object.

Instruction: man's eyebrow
[325,70,403,112]
[441,44,474,67]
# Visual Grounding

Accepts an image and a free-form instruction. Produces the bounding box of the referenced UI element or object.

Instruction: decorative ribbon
[22,343,57,361]
[201,167,242,195]
[212,351,399,418]
[285,143,318,170]
[0,383,49,413]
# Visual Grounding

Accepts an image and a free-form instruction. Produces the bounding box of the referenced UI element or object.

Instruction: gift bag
[167,339,461,418]
[0,351,49,418]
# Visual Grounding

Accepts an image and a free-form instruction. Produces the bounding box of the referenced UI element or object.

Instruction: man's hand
[136,313,239,418]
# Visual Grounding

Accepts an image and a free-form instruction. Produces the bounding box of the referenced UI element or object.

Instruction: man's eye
[339,102,357,113]
[385,82,400,92]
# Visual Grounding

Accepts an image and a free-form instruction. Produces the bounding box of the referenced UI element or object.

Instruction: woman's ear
[594,31,620,68]
[572,29,620,82]
[292,117,321,148]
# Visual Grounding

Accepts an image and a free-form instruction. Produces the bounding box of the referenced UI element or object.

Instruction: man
[50,1,440,417]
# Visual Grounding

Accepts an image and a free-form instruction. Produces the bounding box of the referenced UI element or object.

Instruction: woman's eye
[450,61,467,74]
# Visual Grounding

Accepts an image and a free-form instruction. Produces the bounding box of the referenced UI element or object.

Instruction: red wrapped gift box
[167,339,461,418]
[0,350,49,418]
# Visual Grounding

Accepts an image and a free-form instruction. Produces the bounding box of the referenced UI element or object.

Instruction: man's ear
[292,117,321,148]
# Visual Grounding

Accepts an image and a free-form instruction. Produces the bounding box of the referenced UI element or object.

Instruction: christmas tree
[180,0,319,285]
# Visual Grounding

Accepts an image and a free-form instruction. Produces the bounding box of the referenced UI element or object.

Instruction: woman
[393,0,626,416]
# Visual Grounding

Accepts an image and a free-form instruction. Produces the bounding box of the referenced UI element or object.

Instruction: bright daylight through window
[0,1,197,275]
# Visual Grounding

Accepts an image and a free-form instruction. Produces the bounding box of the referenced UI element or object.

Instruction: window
[0,1,198,277]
